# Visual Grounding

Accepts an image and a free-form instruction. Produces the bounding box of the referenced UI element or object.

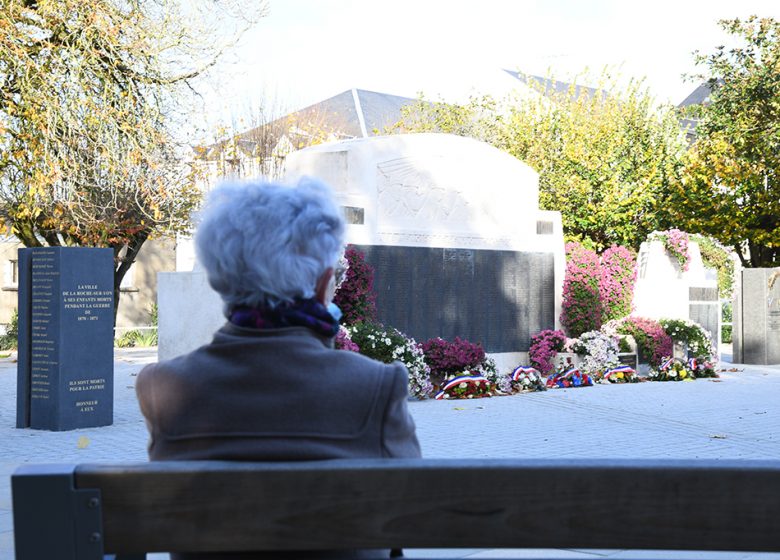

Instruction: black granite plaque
[354,245,555,352]
[617,353,638,371]
[17,247,114,431]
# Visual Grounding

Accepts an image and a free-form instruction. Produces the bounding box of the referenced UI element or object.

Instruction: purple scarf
[229,298,339,338]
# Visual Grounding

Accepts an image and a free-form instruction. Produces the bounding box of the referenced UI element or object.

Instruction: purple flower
[529,329,566,374]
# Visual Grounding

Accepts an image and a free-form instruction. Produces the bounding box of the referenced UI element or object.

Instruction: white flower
[459,382,467,388]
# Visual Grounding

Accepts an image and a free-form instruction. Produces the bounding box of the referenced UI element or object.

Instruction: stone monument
[158,134,564,371]
[733,268,780,364]
[16,247,114,430]
[633,238,720,354]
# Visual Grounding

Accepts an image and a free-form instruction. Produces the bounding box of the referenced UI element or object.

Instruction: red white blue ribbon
[687,357,698,370]
[434,374,489,400]
[603,364,636,379]
[660,358,674,371]
[511,366,540,381]
[561,367,580,378]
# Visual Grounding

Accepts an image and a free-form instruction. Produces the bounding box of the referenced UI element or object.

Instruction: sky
[196,0,780,135]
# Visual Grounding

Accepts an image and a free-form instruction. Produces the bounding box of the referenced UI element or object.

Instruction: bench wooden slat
[13,458,780,558]
[58,458,780,555]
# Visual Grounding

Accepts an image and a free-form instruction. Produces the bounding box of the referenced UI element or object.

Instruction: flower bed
[422,336,497,391]
[659,318,717,362]
[348,322,433,399]
[606,316,673,366]
[529,329,566,375]
[571,330,620,376]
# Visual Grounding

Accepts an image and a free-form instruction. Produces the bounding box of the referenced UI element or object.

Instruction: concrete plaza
[2,348,779,559]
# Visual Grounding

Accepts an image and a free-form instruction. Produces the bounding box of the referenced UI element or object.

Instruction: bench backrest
[12,458,780,559]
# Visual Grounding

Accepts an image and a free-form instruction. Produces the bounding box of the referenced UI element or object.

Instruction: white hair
[195,177,345,312]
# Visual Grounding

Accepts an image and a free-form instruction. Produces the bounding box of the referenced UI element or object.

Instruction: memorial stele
[17,247,114,431]
[159,133,565,372]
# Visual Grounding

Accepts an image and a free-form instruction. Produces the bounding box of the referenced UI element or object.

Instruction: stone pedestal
[733,268,780,364]
[633,238,719,356]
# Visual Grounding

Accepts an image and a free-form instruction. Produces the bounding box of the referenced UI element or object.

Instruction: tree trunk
[112,230,150,327]
[745,239,779,268]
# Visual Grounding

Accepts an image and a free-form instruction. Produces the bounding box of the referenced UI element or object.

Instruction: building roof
[199,88,421,161]
[677,81,720,142]
[503,69,604,101]
[678,82,716,107]
[251,88,419,141]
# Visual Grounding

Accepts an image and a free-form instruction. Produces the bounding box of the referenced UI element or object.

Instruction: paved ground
[2,348,780,559]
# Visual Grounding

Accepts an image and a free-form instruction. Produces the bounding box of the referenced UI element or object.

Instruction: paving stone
[2,350,780,559]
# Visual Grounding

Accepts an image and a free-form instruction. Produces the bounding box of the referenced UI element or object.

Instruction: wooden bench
[12,458,780,559]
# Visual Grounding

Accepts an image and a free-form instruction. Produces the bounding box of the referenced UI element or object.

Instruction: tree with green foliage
[691,234,734,298]
[668,17,780,268]
[392,71,688,251]
[0,0,265,321]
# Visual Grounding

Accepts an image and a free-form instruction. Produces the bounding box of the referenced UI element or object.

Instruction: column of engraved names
[30,251,58,401]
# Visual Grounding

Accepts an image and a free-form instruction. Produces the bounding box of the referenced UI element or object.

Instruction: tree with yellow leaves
[391,71,688,251]
[668,17,780,268]
[0,0,265,320]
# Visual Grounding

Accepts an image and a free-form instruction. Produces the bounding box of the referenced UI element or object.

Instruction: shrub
[0,309,18,351]
[561,243,602,337]
[348,322,432,399]
[115,304,158,348]
[659,318,716,362]
[599,245,637,322]
[572,330,620,375]
[421,336,491,384]
[115,329,157,348]
[608,317,673,366]
[334,326,360,352]
[529,329,566,375]
[692,234,734,298]
[333,247,377,327]
[421,336,497,391]
[649,229,690,271]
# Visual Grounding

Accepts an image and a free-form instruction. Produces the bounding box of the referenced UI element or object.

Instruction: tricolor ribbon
[561,367,581,378]
[511,366,540,381]
[434,374,489,400]
[603,364,636,379]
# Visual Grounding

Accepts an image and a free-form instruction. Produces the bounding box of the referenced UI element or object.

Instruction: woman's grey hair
[195,177,345,312]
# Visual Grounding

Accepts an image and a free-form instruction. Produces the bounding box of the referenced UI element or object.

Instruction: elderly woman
[136,177,420,462]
